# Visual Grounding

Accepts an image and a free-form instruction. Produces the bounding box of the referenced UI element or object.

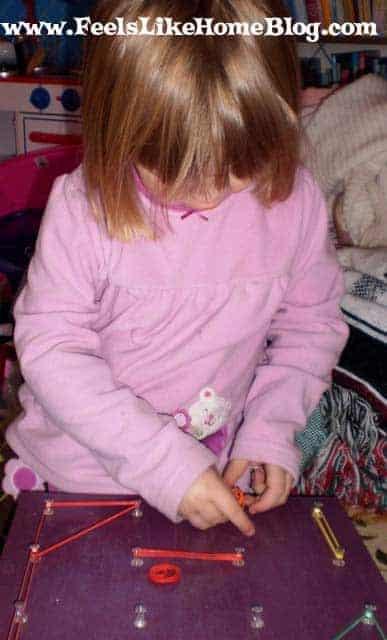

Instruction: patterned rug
[345,504,387,583]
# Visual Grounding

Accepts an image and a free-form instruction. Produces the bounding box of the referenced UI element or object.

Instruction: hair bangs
[82,0,302,242]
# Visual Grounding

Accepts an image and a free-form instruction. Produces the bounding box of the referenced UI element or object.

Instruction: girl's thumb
[223,459,249,487]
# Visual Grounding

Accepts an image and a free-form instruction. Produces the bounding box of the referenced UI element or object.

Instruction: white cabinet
[0,77,82,157]
[0,110,16,161]
[15,112,82,153]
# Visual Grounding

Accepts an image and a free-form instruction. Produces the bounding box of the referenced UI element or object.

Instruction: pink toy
[0,144,83,219]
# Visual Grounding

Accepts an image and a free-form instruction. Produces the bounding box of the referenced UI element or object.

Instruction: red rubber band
[148,563,181,585]
[232,486,246,507]
[134,547,243,563]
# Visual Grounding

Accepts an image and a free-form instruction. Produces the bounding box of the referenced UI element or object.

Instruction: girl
[5,0,348,536]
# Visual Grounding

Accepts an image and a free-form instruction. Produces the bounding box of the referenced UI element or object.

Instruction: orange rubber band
[49,500,139,508]
[232,486,246,507]
[34,504,138,560]
[133,547,243,563]
[148,563,181,585]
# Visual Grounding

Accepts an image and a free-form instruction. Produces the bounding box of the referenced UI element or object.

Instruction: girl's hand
[178,466,255,536]
[223,460,293,515]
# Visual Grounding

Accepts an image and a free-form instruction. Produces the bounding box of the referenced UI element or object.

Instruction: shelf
[296,35,387,45]
[0,74,81,85]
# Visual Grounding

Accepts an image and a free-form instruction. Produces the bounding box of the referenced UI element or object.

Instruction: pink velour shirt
[6,164,349,522]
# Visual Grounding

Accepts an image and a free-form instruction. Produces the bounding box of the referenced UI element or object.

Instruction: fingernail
[247,527,255,537]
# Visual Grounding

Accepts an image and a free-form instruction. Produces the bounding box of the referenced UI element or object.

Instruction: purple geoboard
[0,493,386,640]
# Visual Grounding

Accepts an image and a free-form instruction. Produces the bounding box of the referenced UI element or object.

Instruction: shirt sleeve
[230,172,349,484]
[13,170,215,522]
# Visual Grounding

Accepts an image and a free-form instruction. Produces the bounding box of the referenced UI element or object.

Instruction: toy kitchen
[0,0,94,160]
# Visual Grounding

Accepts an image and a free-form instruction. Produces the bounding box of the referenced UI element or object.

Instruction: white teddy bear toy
[186,387,232,440]
[333,162,387,249]
[174,387,231,440]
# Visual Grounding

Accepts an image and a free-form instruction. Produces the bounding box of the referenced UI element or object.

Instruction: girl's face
[136,164,254,211]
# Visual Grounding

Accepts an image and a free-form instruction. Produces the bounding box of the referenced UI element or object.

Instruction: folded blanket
[335,247,387,420]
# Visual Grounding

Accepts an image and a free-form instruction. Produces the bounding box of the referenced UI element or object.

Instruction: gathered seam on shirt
[106,273,289,292]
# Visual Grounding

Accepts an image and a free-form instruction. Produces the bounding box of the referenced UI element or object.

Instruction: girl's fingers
[188,512,213,531]
[249,465,289,514]
[285,473,293,495]
[242,493,256,507]
[214,489,255,536]
[197,501,229,527]
[187,465,295,526]
[249,487,286,514]
[251,464,266,495]
[252,468,293,498]
[181,471,253,533]
[189,496,251,533]
[223,459,249,487]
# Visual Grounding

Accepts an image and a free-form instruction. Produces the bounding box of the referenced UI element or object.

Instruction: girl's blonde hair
[81,0,301,242]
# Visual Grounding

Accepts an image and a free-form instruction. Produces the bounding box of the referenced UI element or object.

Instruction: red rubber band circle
[148,563,181,585]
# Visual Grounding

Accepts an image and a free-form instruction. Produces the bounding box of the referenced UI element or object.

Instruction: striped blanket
[294,247,387,511]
